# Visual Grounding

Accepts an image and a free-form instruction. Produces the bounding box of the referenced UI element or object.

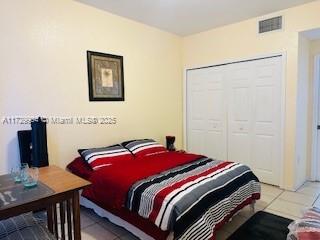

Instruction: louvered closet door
[186,66,227,160]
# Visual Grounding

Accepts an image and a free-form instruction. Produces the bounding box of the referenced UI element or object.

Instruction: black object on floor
[227,211,293,240]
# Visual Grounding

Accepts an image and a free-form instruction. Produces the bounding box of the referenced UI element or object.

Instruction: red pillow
[67,157,93,180]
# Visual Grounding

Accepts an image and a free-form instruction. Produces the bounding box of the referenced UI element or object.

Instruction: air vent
[258,16,282,34]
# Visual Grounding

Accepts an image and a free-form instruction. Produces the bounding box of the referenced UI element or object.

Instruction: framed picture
[87,51,124,101]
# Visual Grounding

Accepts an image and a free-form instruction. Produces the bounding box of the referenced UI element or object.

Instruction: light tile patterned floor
[79,182,320,240]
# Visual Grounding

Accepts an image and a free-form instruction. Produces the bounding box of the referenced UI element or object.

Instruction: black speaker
[31,117,49,167]
[166,136,176,151]
[17,130,32,166]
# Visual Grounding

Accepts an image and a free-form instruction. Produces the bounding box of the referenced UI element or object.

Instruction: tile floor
[77,182,320,240]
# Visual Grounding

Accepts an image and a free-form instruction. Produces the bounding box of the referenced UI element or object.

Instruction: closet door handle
[317,125,320,130]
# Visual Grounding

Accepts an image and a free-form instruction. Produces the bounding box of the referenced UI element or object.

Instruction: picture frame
[87,51,124,101]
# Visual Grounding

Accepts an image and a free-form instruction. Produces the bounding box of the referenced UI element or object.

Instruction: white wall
[0,0,183,173]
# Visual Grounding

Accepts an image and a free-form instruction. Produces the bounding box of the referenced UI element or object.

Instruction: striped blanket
[126,157,260,240]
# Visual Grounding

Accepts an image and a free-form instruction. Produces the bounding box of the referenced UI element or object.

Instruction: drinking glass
[11,163,29,183]
[11,166,21,183]
[20,163,29,183]
[22,167,39,188]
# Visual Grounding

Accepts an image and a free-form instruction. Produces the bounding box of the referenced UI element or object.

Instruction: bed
[68,140,260,240]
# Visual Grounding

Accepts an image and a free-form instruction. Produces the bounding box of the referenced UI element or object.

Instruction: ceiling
[77,0,316,36]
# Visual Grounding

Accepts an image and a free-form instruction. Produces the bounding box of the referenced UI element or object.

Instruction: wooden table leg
[46,205,54,234]
[72,191,81,240]
[53,204,58,239]
[66,199,73,240]
[60,202,66,240]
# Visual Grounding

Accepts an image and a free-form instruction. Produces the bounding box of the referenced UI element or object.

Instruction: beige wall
[296,35,310,187]
[182,1,320,190]
[1,0,320,190]
[0,0,183,173]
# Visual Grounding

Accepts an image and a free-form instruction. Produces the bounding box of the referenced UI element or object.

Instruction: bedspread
[126,156,260,239]
[81,151,260,240]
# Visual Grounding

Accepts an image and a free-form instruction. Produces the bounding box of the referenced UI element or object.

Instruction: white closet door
[204,66,228,160]
[186,66,227,160]
[186,56,282,186]
[186,69,206,155]
[251,57,282,185]
[227,57,282,185]
[227,62,254,167]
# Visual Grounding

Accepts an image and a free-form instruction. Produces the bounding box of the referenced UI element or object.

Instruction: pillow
[79,144,133,170]
[66,157,93,180]
[121,139,167,158]
[287,207,320,240]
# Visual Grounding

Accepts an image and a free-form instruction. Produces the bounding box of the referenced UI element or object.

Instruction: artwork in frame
[87,51,124,101]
